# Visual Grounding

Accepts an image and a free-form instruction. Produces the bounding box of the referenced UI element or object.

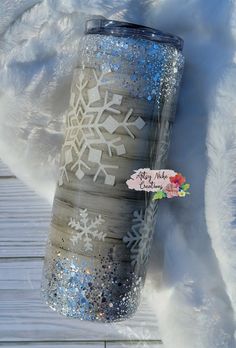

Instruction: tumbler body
[41,19,184,322]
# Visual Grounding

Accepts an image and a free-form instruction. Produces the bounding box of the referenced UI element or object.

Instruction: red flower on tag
[169,173,186,186]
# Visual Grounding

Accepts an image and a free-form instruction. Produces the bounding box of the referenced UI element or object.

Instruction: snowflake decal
[123,203,155,268]
[68,209,106,252]
[58,68,145,186]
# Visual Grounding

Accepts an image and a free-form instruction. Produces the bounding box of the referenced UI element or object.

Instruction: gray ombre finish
[41,19,184,322]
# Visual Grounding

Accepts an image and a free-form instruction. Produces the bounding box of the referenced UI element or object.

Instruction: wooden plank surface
[0,342,162,347]
[107,343,162,347]
[0,178,50,257]
[0,344,104,348]
[0,160,162,345]
[0,258,160,342]
[0,160,15,177]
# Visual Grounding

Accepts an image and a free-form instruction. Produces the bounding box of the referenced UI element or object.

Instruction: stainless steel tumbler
[41,18,184,322]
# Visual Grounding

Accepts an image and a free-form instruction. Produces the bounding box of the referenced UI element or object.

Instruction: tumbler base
[41,255,143,323]
[41,294,139,323]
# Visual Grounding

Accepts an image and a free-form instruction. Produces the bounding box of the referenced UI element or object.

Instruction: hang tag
[126,168,190,200]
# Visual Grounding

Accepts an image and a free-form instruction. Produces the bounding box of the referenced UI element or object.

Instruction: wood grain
[41,65,163,322]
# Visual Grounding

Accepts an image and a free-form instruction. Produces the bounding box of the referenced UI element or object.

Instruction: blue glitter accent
[130,73,137,81]
[153,73,160,81]
[79,34,184,103]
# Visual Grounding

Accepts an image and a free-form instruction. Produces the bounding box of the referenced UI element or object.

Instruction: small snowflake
[58,68,145,186]
[123,203,155,268]
[68,209,106,252]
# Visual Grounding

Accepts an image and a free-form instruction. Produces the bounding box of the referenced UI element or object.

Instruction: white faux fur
[205,65,236,336]
[0,0,236,347]
[204,3,236,328]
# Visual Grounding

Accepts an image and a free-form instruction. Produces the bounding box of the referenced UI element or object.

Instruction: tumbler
[41,18,184,322]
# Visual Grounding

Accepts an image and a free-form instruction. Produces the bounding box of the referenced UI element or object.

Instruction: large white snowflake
[123,203,156,268]
[58,68,145,186]
[68,209,106,252]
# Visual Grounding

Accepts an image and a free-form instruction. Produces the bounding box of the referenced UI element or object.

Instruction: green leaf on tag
[153,190,166,200]
[180,183,190,191]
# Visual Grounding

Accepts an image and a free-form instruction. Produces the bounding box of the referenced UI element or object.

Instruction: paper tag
[126,168,190,200]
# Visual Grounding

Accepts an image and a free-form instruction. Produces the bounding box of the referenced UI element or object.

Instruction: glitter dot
[129,72,135,79]
[153,73,160,81]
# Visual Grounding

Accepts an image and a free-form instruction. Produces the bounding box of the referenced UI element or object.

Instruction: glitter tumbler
[41,18,184,322]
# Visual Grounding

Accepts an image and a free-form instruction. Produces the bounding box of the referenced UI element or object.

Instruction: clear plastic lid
[85,18,184,51]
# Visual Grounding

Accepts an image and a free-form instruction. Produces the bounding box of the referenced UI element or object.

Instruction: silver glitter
[41,249,143,322]
[78,34,184,104]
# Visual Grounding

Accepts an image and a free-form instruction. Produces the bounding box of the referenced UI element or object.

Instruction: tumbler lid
[85,18,184,51]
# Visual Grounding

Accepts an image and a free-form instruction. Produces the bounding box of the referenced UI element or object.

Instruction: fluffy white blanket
[0,1,236,347]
